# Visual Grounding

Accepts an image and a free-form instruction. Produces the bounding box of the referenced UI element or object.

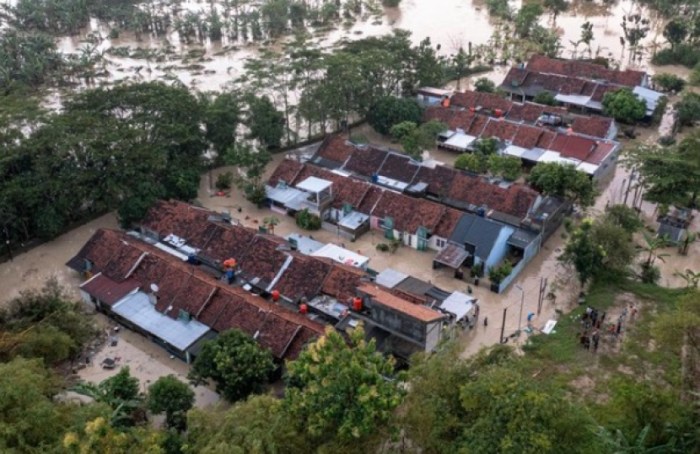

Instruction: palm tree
[263,216,279,234]
[674,269,700,289]
[640,232,670,268]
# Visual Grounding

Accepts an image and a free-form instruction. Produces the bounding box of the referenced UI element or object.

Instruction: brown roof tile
[433,208,464,238]
[358,284,445,323]
[481,118,520,142]
[512,125,544,149]
[423,106,476,131]
[413,164,456,197]
[238,235,289,287]
[140,200,213,243]
[570,116,614,138]
[357,185,384,214]
[274,254,332,302]
[527,55,645,87]
[447,173,537,219]
[321,263,366,304]
[378,153,421,183]
[80,274,140,306]
[343,146,388,177]
[467,115,489,136]
[268,159,304,187]
[315,134,357,164]
[371,191,445,233]
[549,134,597,161]
[197,224,256,264]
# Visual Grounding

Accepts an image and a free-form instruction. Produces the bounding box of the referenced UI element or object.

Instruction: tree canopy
[602,88,647,124]
[188,329,275,402]
[284,326,405,445]
[367,96,423,135]
[147,375,195,431]
[527,162,597,206]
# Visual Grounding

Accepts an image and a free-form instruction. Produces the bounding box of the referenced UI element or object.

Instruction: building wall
[484,225,516,269]
[424,321,443,352]
[428,235,449,251]
[369,304,427,346]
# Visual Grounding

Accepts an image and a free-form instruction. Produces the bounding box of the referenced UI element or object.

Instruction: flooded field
[50,0,667,93]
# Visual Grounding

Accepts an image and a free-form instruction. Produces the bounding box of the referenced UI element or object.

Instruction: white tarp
[440,291,477,321]
[542,320,558,334]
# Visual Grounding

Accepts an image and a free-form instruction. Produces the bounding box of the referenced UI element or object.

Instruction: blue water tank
[371,173,378,183]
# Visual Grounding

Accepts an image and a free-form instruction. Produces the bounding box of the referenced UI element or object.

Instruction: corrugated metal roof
[375,268,409,289]
[440,291,476,320]
[111,291,211,352]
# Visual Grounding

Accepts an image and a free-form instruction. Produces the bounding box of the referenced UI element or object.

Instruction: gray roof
[507,228,538,249]
[111,292,211,352]
[375,268,409,289]
[658,222,685,244]
[449,213,504,261]
[395,276,434,298]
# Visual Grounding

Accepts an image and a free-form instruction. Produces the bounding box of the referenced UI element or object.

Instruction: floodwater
[51,0,667,93]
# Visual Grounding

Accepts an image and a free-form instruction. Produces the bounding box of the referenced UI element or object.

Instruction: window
[436,238,446,249]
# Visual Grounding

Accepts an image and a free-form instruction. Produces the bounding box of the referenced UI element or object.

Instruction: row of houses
[67,200,479,362]
[498,55,663,118]
[266,155,548,292]
[419,89,622,180]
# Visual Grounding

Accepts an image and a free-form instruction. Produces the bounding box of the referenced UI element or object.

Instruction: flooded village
[1,0,699,451]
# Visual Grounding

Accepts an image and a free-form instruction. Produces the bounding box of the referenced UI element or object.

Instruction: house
[67,229,325,363]
[441,213,515,270]
[356,283,447,354]
[500,56,660,117]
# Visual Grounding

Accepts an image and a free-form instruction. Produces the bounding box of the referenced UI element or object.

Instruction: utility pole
[516,284,525,334]
[500,307,507,343]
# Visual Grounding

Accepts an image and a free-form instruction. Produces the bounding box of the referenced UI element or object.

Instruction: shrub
[295,209,322,230]
[376,243,390,252]
[474,77,496,93]
[691,62,700,86]
[455,153,487,174]
[640,262,661,284]
[215,171,233,191]
[533,91,558,106]
[602,88,646,124]
[652,73,686,93]
[651,44,700,68]
[676,92,700,127]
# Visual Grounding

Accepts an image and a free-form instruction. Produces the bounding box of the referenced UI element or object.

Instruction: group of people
[578,303,638,353]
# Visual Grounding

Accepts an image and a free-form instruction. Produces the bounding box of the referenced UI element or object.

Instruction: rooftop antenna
[150,283,159,293]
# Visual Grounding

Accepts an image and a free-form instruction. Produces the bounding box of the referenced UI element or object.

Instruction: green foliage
[284,326,404,444]
[485,0,512,20]
[652,73,686,93]
[474,137,499,155]
[376,243,390,252]
[474,77,496,93]
[459,367,595,453]
[560,218,636,285]
[186,395,311,453]
[628,134,700,207]
[0,29,63,92]
[487,154,522,180]
[527,162,597,206]
[533,91,558,106]
[0,357,63,451]
[543,0,569,20]
[367,96,422,135]
[652,44,700,68]
[604,204,643,235]
[488,261,513,284]
[0,278,98,364]
[455,152,488,173]
[147,376,195,432]
[639,262,661,284]
[188,329,275,403]
[390,120,446,160]
[203,91,241,156]
[295,208,322,230]
[602,88,647,124]
[246,95,284,148]
[691,62,700,86]
[663,18,688,48]
[514,4,543,38]
[389,121,417,142]
[215,172,234,191]
[676,91,700,126]
[73,367,144,428]
[63,417,165,453]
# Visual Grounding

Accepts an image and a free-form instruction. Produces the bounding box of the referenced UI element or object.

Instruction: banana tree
[640,232,670,267]
[674,269,700,288]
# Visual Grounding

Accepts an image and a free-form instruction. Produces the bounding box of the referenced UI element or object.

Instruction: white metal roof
[338,211,369,230]
[576,162,599,175]
[111,292,211,352]
[503,145,528,158]
[443,132,476,150]
[311,243,369,268]
[296,176,332,193]
[266,185,307,210]
[633,86,664,115]
[555,93,590,106]
[286,233,324,254]
[375,268,409,289]
[440,291,476,321]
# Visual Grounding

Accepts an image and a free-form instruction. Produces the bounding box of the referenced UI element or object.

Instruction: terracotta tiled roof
[447,173,537,219]
[527,55,645,87]
[451,90,512,113]
[423,106,476,131]
[481,118,520,142]
[80,274,140,306]
[321,263,366,304]
[238,235,289,288]
[506,103,567,123]
[413,164,456,197]
[467,115,489,136]
[371,191,445,233]
[536,130,557,149]
[197,223,256,264]
[378,153,421,183]
[358,283,445,323]
[433,208,464,239]
[549,134,597,161]
[69,228,324,361]
[268,159,304,187]
[512,125,545,149]
[140,200,214,243]
[343,146,388,177]
[291,163,370,210]
[274,254,332,302]
[450,90,481,108]
[357,185,383,214]
[586,141,616,165]
[570,116,614,138]
[315,134,356,165]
